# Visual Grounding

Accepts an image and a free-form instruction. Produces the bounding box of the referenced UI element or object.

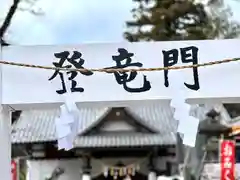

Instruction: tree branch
[0,0,21,45]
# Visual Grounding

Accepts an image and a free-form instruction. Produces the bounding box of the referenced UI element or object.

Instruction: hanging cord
[0,57,239,72]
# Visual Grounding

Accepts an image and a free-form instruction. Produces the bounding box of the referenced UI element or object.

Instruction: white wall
[99,120,136,132]
[27,156,176,180]
[27,159,82,180]
[200,163,240,179]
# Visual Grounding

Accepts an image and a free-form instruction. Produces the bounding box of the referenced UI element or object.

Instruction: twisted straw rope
[0,57,239,72]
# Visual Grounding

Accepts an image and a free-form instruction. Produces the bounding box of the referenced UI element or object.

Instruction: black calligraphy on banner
[162,46,200,91]
[48,51,93,94]
[105,48,151,93]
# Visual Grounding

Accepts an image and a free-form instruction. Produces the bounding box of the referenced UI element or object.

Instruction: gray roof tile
[11,103,230,147]
[12,107,110,143]
[74,133,176,147]
[227,116,240,126]
[126,104,177,133]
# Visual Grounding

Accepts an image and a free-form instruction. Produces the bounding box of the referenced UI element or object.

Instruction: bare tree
[0,0,21,45]
[0,0,43,46]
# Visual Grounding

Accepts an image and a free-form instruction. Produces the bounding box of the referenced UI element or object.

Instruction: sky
[0,0,240,45]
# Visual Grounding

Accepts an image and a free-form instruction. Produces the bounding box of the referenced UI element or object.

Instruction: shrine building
[11,103,231,180]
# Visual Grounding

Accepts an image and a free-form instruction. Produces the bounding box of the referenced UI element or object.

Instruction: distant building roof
[11,103,230,148]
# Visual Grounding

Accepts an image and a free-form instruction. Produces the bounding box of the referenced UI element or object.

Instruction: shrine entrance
[93,172,147,180]
[93,162,147,180]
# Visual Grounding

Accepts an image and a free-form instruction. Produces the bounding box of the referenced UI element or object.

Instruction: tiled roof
[12,107,110,143]
[227,116,240,126]
[74,133,176,147]
[11,103,230,147]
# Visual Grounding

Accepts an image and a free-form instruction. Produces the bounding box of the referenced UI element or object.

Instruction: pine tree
[124,0,240,42]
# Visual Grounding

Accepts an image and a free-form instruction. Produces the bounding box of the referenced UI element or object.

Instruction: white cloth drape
[82,174,91,180]
[157,175,184,180]
[148,172,157,180]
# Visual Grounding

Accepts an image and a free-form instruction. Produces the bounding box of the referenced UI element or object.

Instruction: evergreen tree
[124,0,240,41]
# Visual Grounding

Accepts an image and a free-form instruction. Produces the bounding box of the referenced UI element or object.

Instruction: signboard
[11,160,17,180]
[220,140,235,180]
[1,39,240,109]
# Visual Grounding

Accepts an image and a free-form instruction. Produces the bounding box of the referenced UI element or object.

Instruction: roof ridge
[78,107,112,135]
[125,107,161,133]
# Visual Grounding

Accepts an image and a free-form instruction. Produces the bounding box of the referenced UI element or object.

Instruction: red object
[11,160,17,180]
[220,140,235,180]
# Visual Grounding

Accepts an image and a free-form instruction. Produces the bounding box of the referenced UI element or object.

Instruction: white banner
[1,39,240,108]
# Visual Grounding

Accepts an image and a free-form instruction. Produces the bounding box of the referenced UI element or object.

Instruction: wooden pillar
[176,133,184,164]
[82,155,92,180]
[148,148,157,180]
[0,105,11,180]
